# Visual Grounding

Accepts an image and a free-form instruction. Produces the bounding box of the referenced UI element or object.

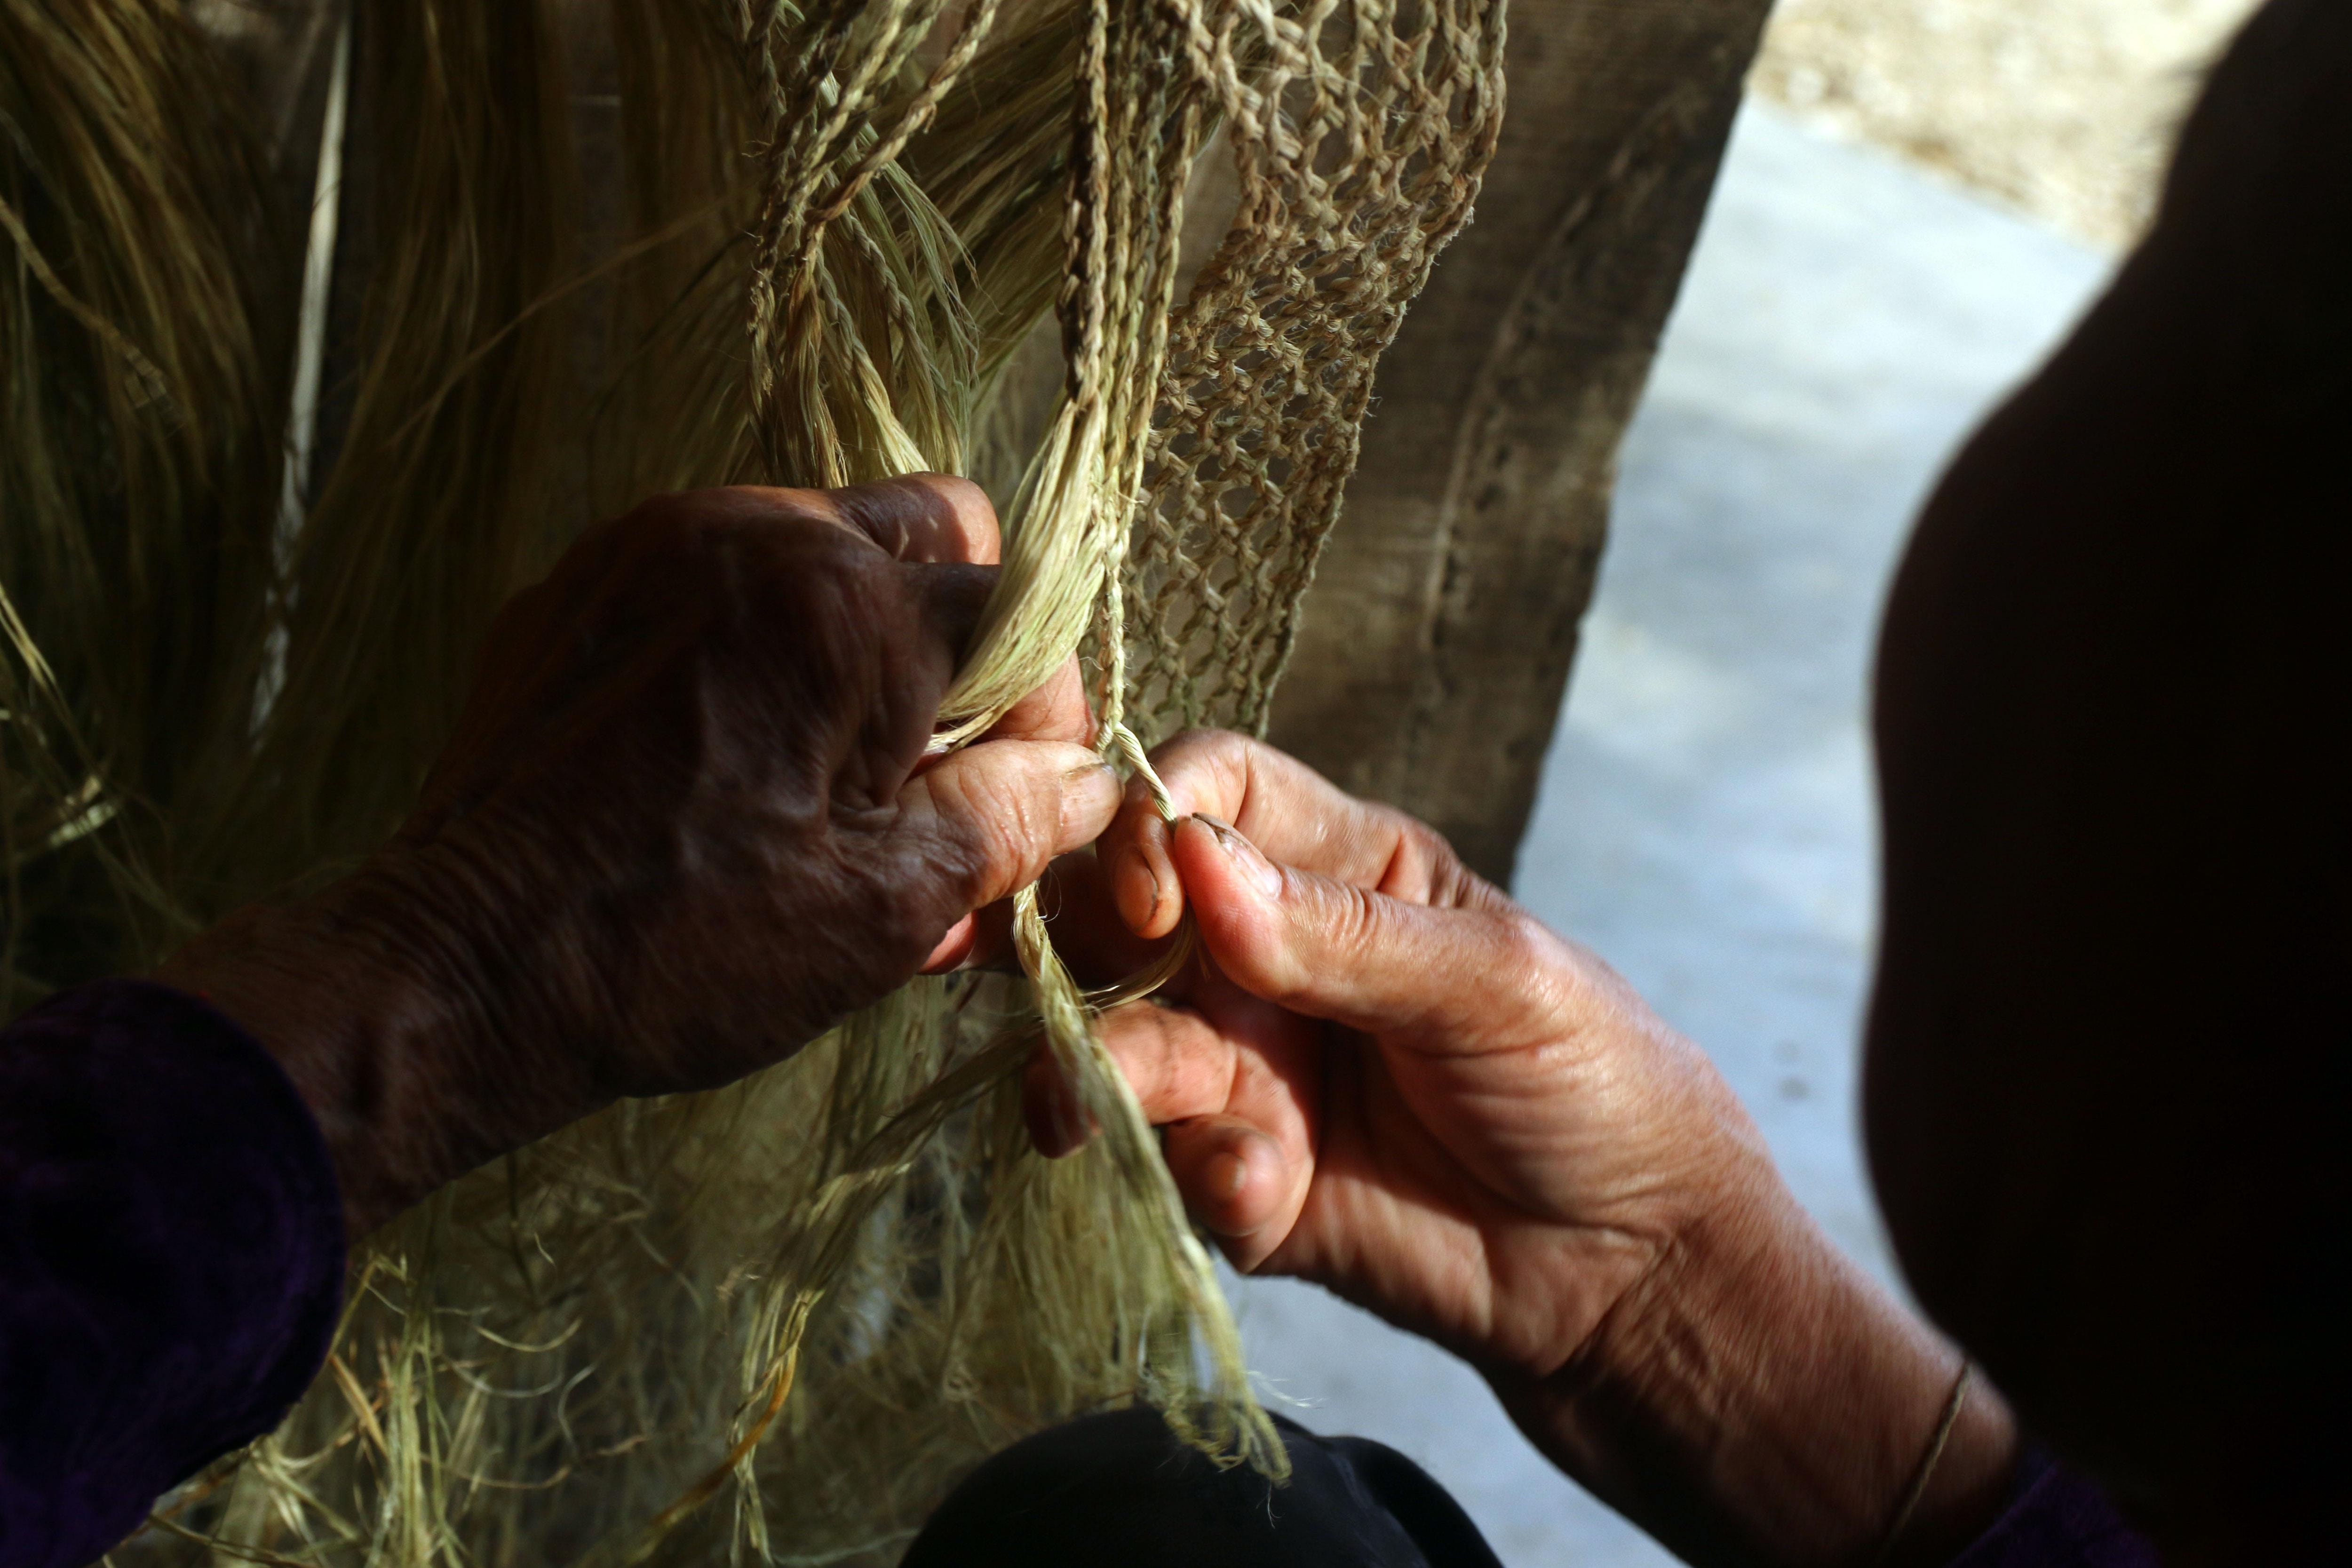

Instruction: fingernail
[1115,845,1163,933]
[1199,1145,1256,1236]
[1060,762,1120,837]
[1208,1148,1249,1202]
[1195,813,1283,897]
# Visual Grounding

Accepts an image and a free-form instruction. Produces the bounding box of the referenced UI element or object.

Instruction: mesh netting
[1126,0,1502,740]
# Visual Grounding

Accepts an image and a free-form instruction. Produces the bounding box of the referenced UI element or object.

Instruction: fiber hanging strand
[734,0,1280,1504]
[0,0,1504,1562]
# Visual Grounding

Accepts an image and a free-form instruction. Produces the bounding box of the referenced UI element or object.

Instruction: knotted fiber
[0,0,1504,1562]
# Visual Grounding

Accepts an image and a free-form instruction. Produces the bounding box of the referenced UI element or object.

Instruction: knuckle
[1378,810,1441,880]
[1483,906,1579,1019]
[1270,879,1385,1001]
[1421,830,1504,911]
[1158,726,1234,756]
[919,472,995,541]
[934,762,1057,901]
[757,534,906,655]
[1363,808,1457,903]
[837,473,997,562]
[1157,726,1254,794]
[1117,1011,1184,1105]
[1487,906,1558,971]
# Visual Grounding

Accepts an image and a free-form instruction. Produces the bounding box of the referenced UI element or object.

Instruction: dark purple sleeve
[0,981,345,1568]
[1947,1447,2161,1568]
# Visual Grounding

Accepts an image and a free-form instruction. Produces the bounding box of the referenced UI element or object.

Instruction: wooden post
[1265,0,1774,885]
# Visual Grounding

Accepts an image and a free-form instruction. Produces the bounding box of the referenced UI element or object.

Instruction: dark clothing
[905,1412,2160,1568]
[1950,1451,2158,1568]
[0,983,344,1568]
[905,1408,1507,1568]
[0,984,2155,1568]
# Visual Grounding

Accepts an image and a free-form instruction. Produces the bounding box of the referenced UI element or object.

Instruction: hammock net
[0,0,1504,1560]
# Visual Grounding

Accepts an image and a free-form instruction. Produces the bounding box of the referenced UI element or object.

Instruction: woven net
[1124,3,1503,743]
[2,0,1503,1561]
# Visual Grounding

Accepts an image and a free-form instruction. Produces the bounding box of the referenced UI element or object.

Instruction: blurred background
[1226,2,2259,1562]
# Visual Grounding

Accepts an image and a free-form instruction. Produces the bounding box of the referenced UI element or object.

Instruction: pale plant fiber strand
[0,0,1504,1561]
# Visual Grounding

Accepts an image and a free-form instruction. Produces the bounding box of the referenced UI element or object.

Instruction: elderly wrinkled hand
[1035,728,1760,1377]
[1031,730,2019,1568]
[161,478,1118,1234]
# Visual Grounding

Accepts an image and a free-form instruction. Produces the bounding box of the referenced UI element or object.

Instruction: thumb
[1171,814,1565,1045]
[899,741,1121,913]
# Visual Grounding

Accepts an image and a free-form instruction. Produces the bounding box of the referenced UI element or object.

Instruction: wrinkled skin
[161,478,1116,1235]
[1030,732,2019,1568]
[1058,732,1751,1363]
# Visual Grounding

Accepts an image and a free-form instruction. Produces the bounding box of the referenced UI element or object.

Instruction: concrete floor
[1223,104,2111,1566]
